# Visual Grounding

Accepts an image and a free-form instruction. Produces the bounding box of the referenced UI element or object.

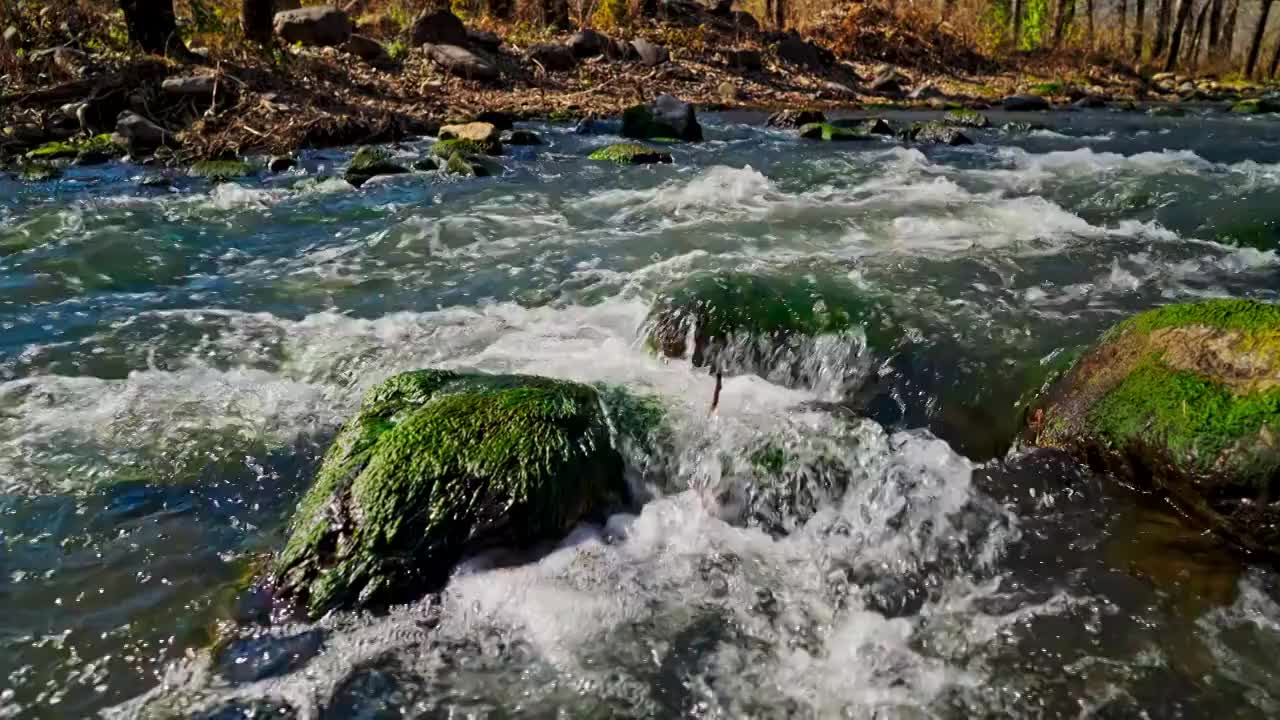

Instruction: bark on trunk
[242,0,274,43]
[1135,0,1147,58]
[773,0,786,30]
[119,0,189,57]
[1208,0,1224,46]
[1189,0,1210,65]
[1269,25,1280,74]
[1222,0,1239,53]
[1245,0,1274,76]
[1086,0,1095,44]
[1054,0,1076,45]
[1012,0,1024,47]
[1121,0,1130,45]
[1154,0,1173,56]
[1164,0,1195,70]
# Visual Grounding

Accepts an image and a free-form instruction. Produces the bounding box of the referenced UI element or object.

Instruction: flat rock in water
[410,9,468,47]
[438,121,499,142]
[767,109,825,127]
[569,29,607,58]
[1004,93,1051,111]
[273,6,352,47]
[631,38,669,66]
[423,43,498,82]
[526,43,577,72]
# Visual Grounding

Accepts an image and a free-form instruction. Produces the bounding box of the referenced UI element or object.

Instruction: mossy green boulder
[943,108,990,128]
[1230,98,1280,114]
[270,369,631,616]
[19,161,61,181]
[1028,299,1280,554]
[588,143,672,165]
[345,146,409,187]
[432,137,502,159]
[25,134,123,164]
[444,152,491,176]
[189,159,255,182]
[644,271,896,391]
[798,122,874,141]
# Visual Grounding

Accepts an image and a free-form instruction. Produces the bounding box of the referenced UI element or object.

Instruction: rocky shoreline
[4,2,1280,173]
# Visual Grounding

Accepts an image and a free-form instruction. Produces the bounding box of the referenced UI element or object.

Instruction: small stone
[114,111,170,152]
[268,155,295,172]
[502,129,543,145]
[907,121,973,145]
[718,81,741,102]
[411,158,438,171]
[1003,93,1051,111]
[767,109,825,128]
[631,38,669,67]
[409,8,468,47]
[423,43,498,82]
[273,5,352,47]
[343,34,388,62]
[345,146,408,187]
[444,152,488,176]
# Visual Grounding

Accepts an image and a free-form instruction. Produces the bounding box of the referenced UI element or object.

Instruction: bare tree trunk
[1208,0,1224,46]
[1164,0,1195,70]
[773,0,786,29]
[1189,0,1210,65]
[119,0,190,58]
[1121,0,1130,46]
[1222,0,1239,53]
[242,0,274,43]
[1012,0,1024,47]
[1054,0,1076,44]
[1087,0,1095,44]
[1154,0,1173,55]
[1245,0,1274,76]
[1269,29,1280,74]
[1135,0,1147,58]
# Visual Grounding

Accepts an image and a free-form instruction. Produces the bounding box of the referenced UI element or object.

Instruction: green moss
[1087,357,1280,477]
[25,134,122,162]
[432,137,502,158]
[272,369,628,616]
[443,152,491,176]
[19,161,60,181]
[797,122,873,141]
[587,143,672,165]
[25,141,79,161]
[189,159,255,182]
[943,108,990,128]
[1230,98,1280,114]
[345,146,409,187]
[1115,299,1280,339]
[1030,80,1064,96]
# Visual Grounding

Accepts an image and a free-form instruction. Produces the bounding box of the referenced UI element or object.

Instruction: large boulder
[644,271,895,393]
[273,6,352,47]
[423,43,499,82]
[269,369,632,616]
[409,9,468,47]
[622,94,702,142]
[1028,299,1280,555]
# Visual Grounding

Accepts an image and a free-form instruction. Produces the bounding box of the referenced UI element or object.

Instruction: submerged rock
[268,155,296,173]
[502,129,543,145]
[189,159,255,182]
[621,94,702,142]
[18,161,61,181]
[943,108,989,128]
[1003,93,1051,111]
[1028,299,1280,555]
[344,146,408,187]
[798,122,874,141]
[905,121,973,145]
[644,271,895,393]
[269,369,631,616]
[588,143,672,165]
[1230,98,1280,114]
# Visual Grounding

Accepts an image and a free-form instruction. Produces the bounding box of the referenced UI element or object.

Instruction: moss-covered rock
[798,122,874,141]
[25,133,123,164]
[588,143,672,165]
[905,121,974,146]
[19,161,61,181]
[432,137,502,158]
[943,108,990,128]
[270,369,632,616]
[1230,98,1280,114]
[189,159,256,182]
[830,117,894,136]
[1028,299,1280,554]
[344,146,409,187]
[643,271,896,392]
[621,95,703,142]
[443,152,491,176]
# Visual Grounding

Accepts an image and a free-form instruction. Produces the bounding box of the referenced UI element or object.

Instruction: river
[2,109,1280,718]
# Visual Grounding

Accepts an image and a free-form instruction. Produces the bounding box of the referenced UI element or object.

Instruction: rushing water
[3,108,1280,719]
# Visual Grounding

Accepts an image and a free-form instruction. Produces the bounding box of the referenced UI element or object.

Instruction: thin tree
[1086,0,1095,44]
[1054,0,1076,45]
[1245,0,1275,76]
[1154,0,1173,55]
[1208,0,1224,47]
[1188,0,1210,65]
[119,0,190,58]
[1134,0,1147,59]
[1012,0,1024,48]
[773,0,786,30]
[1222,0,1240,53]
[1121,0,1130,47]
[1165,0,1195,70]
[242,0,274,43]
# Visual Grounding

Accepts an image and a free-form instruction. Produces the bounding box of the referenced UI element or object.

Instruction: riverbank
[2,0,1277,164]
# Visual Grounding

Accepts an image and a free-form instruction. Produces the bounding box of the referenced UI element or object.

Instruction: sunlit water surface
[3,109,1280,719]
